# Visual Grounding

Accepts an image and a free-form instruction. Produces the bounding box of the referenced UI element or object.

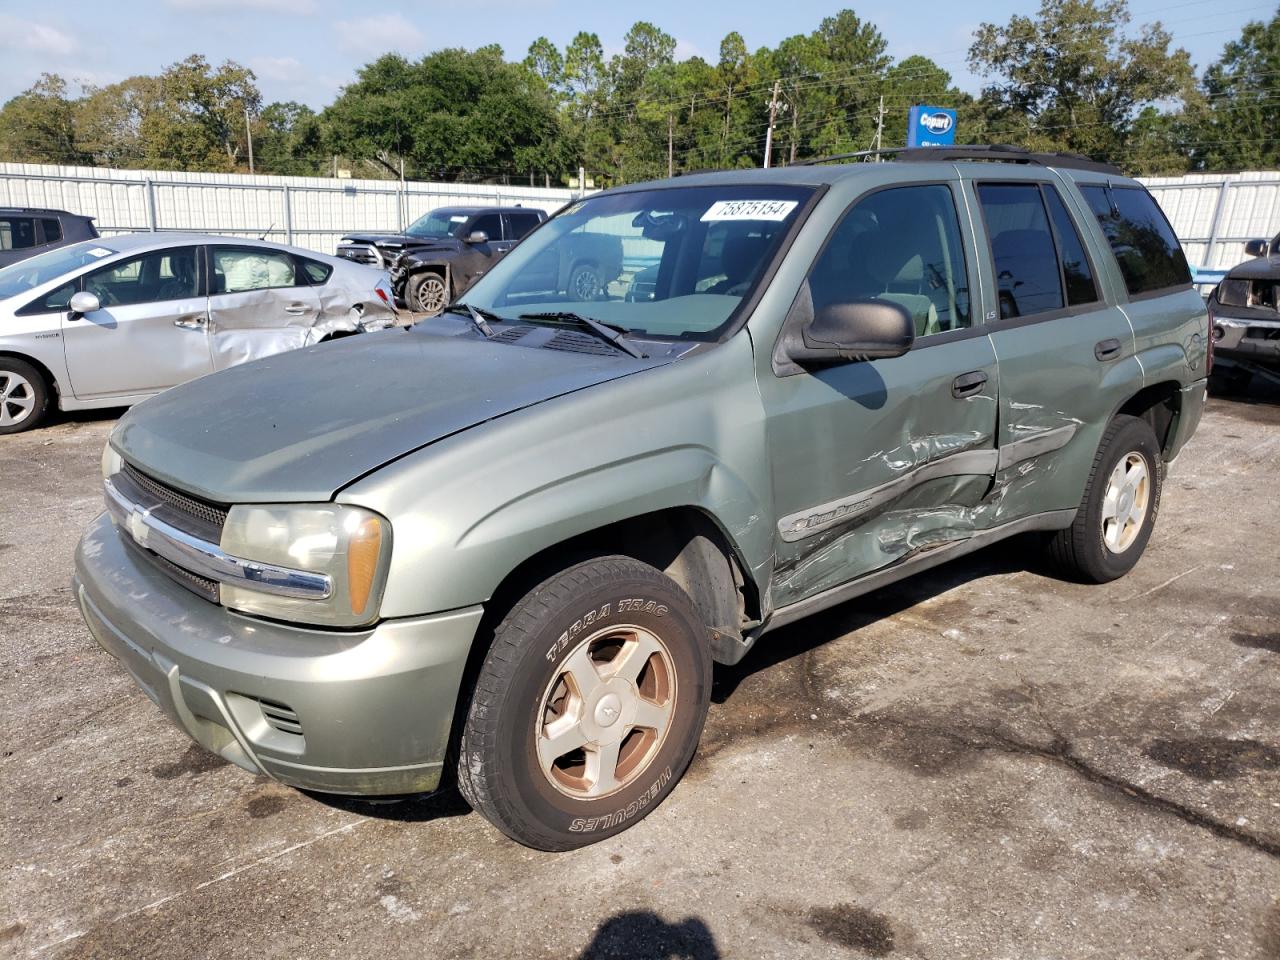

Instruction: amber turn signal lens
[346,517,383,616]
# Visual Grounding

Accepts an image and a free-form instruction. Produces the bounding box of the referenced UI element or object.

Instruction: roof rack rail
[796,144,1121,176]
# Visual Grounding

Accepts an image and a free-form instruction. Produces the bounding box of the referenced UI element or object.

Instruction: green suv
[75,147,1209,850]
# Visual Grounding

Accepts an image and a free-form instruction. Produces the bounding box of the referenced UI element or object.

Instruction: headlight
[101,443,123,481]
[220,504,392,627]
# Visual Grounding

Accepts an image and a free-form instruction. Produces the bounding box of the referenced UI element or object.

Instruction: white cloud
[0,16,77,56]
[249,56,304,83]
[674,39,704,62]
[333,14,425,56]
[166,0,316,13]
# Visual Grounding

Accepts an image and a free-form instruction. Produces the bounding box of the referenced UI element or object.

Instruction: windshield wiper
[442,302,504,338]
[518,311,646,359]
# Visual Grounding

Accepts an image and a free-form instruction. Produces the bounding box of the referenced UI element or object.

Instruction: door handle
[951,370,989,399]
[285,303,309,315]
[173,314,207,329]
[1094,338,1122,361]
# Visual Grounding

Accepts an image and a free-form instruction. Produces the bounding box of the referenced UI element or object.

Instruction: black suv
[337,206,547,313]
[0,208,99,267]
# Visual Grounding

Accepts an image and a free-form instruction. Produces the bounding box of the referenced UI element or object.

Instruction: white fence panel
[1140,171,1280,270]
[0,162,581,255]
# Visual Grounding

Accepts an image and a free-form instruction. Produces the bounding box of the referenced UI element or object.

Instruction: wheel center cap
[594,693,623,727]
[1119,490,1134,516]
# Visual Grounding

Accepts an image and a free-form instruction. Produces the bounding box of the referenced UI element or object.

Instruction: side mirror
[68,291,101,318]
[789,299,915,365]
[465,230,489,244]
[1244,239,1268,258]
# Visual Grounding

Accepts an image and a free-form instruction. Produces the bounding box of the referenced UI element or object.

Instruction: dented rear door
[207,245,322,370]
[965,169,1141,523]
[759,180,1001,609]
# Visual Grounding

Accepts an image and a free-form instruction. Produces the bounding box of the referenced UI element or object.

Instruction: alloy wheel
[0,371,36,428]
[535,624,676,800]
[1101,451,1150,554]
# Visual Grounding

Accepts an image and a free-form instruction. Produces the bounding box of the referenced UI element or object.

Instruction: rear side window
[41,219,62,244]
[300,257,332,284]
[0,217,37,250]
[1078,184,1191,296]
[977,184,1064,318]
[1042,186,1098,306]
[808,184,972,337]
[507,213,542,239]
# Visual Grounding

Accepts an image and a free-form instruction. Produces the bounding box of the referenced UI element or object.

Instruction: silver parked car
[0,234,399,433]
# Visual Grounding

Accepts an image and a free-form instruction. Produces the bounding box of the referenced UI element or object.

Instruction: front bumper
[1213,313,1280,367]
[74,512,481,795]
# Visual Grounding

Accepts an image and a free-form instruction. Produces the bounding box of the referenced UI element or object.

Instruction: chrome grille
[122,462,228,531]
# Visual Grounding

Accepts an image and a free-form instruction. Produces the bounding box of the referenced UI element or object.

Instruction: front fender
[339,334,772,618]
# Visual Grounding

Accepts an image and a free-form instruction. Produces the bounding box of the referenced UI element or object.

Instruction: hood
[1226,254,1280,281]
[113,327,665,504]
[342,233,461,251]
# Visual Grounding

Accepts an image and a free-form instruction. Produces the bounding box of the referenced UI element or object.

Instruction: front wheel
[567,263,603,301]
[406,271,448,316]
[1047,414,1163,583]
[457,557,712,850]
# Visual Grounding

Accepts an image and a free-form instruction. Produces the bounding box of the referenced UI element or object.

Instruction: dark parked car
[337,206,547,313]
[0,208,98,267]
[1208,230,1280,384]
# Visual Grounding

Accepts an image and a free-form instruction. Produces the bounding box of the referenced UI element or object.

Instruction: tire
[457,556,712,851]
[406,271,448,316]
[1047,414,1163,583]
[567,263,603,301]
[0,358,50,434]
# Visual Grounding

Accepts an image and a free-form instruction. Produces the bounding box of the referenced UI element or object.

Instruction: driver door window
[807,185,972,338]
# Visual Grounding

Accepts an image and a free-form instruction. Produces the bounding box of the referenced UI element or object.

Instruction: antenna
[259,223,276,241]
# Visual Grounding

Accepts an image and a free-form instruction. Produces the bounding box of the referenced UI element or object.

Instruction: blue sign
[907,105,957,147]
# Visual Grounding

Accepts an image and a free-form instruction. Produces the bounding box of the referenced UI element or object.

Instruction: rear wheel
[1047,414,1163,583]
[0,358,50,434]
[457,556,711,850]
[406,271,448,316]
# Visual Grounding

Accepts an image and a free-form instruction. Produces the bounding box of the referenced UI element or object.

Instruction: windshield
[0,240,116,300]
[462,185,814,341]
[405,210,467,239]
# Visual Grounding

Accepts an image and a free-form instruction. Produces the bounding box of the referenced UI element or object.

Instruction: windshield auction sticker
[86,247,115,258]
[701,199,798,222]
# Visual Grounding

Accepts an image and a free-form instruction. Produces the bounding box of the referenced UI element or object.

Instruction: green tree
[1195,10,1280,170]
[0,74,81,164]
[968,0,1195,169]
[142,55,261,171]
[321,47,569,182]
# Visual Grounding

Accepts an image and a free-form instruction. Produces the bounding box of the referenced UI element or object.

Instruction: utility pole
[763,79,781,169]
[244,106,255,175]
[667,113,674,179]
[872,95,886,161]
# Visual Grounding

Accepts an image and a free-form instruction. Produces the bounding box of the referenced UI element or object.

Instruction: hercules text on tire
[456,556,712,850]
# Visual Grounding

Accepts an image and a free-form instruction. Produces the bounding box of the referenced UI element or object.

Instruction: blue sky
[0,0,1270,109]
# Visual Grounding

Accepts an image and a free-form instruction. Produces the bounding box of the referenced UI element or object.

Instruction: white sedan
[0,233,400,433]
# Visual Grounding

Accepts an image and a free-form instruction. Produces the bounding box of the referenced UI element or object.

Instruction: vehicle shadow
[575,910,721,960]
[302,784,473,822]
[41,406,125,429]
[712,535,1035,704]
